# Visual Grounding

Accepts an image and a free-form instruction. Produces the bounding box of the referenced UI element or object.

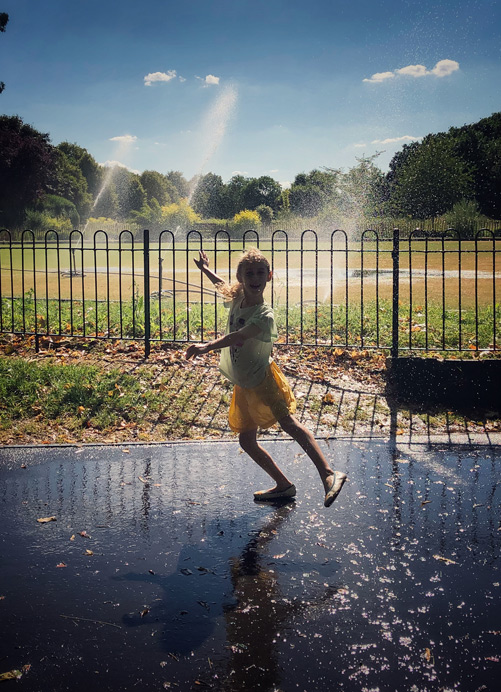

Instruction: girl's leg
[279,414,346,496]
[239,428,293,491]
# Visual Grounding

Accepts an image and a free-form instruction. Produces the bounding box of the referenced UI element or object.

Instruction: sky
[1,0,500,187]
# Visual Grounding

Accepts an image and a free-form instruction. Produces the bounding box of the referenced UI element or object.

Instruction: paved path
[1,438,500,691]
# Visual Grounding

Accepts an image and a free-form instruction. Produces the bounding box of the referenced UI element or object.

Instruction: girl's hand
[185,343,209,360]
[193,249,209,271]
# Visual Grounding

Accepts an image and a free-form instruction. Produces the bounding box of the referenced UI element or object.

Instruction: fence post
[391,228,400,359]
[143,229,151,358]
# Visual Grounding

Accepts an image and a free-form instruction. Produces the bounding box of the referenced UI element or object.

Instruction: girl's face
[238,260,272,304]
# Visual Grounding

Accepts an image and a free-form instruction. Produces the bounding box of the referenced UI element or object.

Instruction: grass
[1,292,500,354]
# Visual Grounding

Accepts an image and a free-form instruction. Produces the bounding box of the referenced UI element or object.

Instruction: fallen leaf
[433,554,457,565]
[79,530,90,539]
[37,516,57,523]
[421,501,432,506]
[85,550,94,556]
[0,665,30,681]
[140,608,150,617]
[56,562,67,568]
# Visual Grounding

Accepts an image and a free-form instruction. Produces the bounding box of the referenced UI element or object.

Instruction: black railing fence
[0,228,499,357]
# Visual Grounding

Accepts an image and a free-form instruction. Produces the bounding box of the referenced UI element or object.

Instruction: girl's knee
[239,429,258,452]
[279,415,302,436]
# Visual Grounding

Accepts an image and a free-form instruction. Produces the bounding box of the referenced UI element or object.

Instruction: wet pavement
[0,438,500,691]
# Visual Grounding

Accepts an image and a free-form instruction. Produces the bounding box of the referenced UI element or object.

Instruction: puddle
[0,440,499,690]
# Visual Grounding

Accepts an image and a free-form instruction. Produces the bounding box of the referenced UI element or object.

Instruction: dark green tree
[190,172,225,218]
[49,149,92,221]
[0,115,57,228]
[242,176,282,212]
[390,136,474,218]
[140,170,173,206]
[165,170,189,199]
[57,142,102,197]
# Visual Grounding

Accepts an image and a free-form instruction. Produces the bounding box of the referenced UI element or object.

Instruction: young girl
[185,248,347,507]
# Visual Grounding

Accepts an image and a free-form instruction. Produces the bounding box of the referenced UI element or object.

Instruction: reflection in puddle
[0,441,499,691]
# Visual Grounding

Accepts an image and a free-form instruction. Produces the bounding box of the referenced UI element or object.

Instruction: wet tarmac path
[0,439,500,691]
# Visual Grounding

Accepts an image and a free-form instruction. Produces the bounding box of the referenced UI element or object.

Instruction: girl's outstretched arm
[194,249,223,286]
[185,323,262,360]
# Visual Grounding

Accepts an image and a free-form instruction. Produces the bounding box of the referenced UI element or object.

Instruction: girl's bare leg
[279,414,346,496]
[239,429,293,491]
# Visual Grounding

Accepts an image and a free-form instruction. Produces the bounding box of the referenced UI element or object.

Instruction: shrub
[160,200,201,230]
[230,209,260,234]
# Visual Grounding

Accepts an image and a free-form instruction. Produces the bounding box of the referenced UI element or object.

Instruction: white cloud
[354,142,367,148]
[371,135,422,144]
[144,70,177,86]
[431,59,460,77]
[196,74,221,86]
[363,71,395,84]
[364,59,459,84]
[396,64,428,78]
[179,75,187,83]
[109,134,137,144]
[280,181,292,189]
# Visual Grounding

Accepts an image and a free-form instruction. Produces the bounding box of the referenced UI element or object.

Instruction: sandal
[254,484,296,501]
[324,472,347,507]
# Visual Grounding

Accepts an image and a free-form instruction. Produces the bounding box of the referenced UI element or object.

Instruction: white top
[219,299,278,389]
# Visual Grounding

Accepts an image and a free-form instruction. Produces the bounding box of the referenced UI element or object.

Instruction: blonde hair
[216,247,271,300]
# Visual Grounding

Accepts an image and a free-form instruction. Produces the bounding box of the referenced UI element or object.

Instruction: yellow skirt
[228,361,297,433]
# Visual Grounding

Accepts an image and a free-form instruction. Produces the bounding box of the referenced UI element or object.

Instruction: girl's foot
[324,472,347,507]
[254,484,296,501]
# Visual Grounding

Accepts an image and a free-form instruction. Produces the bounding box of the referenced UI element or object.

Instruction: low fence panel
[0,228,499,357]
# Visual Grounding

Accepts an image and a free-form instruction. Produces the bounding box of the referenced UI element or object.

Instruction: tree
[49,148,92,221]
[337,155,386,220]
[165,170,189,199]
[0,115,57,228]
[57,142,102,197]
[288,169,340,217]
[92,182,119,219]
[140,170,173,206]
[0,13,8,94]
[223,174,249,217]
[242,176,282,212]
[190,173,226,218]
[111,167,146,219]
[390,137,474,218]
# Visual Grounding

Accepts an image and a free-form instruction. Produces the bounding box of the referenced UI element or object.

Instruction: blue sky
[1,0,500,186]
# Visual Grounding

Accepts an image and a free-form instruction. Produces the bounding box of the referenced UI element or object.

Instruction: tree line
[0,111,500,238]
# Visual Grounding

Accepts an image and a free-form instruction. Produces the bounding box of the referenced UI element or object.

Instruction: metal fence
[0,228,499,357]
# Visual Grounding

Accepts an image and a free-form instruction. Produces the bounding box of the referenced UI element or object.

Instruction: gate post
[143,229,151,358]
[391,228,400,359]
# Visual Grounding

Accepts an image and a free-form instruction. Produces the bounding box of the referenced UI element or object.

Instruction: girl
[185,248,347,506]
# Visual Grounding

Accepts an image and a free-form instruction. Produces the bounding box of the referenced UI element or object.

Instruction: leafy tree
[0,12,8,94]
[255,204,274,226]
[111,167,147,219]
[223,174,249,217]
[35,194,80,227]
[140,170,173,206]
[190,172,226,218]
[289,169,340,217]
[49,148,92,221]
[242,176,282,212]
[0,115,57,228]
[92,182,119,219]
[390,137,473,218]
[165,170,189,199]
[336,155,386,219]
[57,142,102,197]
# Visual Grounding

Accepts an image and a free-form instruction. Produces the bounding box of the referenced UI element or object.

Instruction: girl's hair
[216,247,271,301]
